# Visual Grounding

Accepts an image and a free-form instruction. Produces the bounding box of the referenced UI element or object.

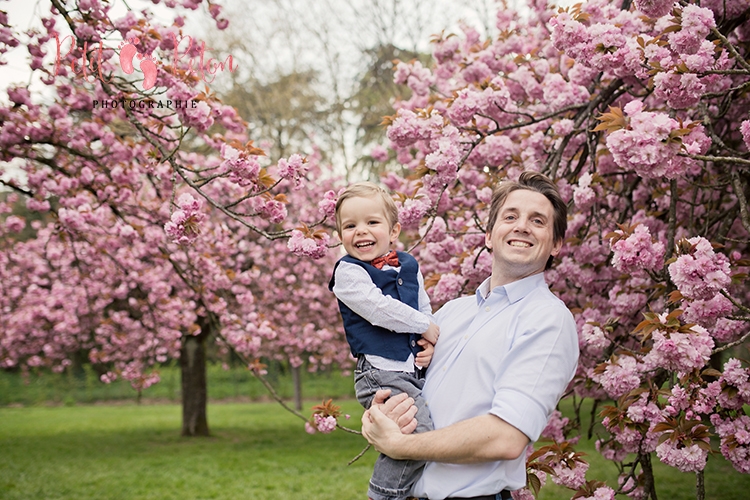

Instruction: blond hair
[335,182,399,234]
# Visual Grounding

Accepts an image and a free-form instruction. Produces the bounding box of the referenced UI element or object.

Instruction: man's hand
[422,322,440,344]
[415,338,434,368]
[369,389,418,434]
[362,403,412,459]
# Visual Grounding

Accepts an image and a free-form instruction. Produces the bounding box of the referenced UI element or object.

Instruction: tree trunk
[292,363,303,411]
[696,470,705,500]
[180,319,210,437]
[640,452,658,500]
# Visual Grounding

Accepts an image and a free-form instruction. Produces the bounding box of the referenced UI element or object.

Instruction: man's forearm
[365,408,529,463]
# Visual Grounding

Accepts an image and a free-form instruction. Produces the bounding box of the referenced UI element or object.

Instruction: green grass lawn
[0,401,375,500]
[2,367,749,499]
[2,401,750,500]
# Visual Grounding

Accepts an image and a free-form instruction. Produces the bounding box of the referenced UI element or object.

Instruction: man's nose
[513,217,530,232]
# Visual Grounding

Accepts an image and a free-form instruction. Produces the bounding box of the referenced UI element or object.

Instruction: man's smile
[508,240,532,248]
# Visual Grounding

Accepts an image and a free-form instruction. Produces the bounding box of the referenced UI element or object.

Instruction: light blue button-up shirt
[412,273,579,499]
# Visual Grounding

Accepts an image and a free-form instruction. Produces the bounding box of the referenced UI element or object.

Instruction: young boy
[328,182,438,500]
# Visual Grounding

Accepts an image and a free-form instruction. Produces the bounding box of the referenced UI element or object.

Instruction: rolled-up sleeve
[490,301,579,441]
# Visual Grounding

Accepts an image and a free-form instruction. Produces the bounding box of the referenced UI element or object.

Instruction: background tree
[0,0,344,436]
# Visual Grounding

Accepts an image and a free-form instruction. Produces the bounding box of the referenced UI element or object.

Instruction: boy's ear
[390,222,402,243]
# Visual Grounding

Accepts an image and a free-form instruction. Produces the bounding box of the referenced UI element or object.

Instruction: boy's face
[338,195,400,262]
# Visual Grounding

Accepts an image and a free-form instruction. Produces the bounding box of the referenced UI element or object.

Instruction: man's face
[338,195,400,262]
[485,189,562,286]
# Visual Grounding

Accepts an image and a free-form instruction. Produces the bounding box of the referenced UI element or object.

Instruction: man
[361,171,580,500]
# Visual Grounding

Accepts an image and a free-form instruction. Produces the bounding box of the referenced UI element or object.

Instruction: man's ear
[390,222,402,243]
[551,238,562,257]
[485,231,492,251]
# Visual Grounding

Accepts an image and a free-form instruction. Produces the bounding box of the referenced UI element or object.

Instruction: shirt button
[398,278,403,285]
[485,306,490,312]
[464,335,469,339]
[411,340,416,347]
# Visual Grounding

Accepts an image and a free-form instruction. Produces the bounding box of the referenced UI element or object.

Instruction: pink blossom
[597,438,629,462]
[181,100,214,132]
[4,215,25,232]
[579,323,611,356]
[610,224,665,275]
[370,145,389,162]
[317,190,337,220]
[398,196,431,228]
[741,120,750,151]
[606,101,682,179]
[626,393,663,424]
[586,23,627,72]
[718,358,750,409]
[634,0,674,19]
[386,109,430,148]
[221,144,261,187]
[578,486,616,500]
[668,5,716,55]
[164,193,207,245]
[573,173,596,210]
[431,273,463,304]
[643,326,714,373]
[653,72,705,109]
[424,125,462,185]
[304,421,317,434]
[277,154,308,189]
[287,229,329,259]
[551,459,588,489]
[549,12,590,61]
[681,294,733,328]
[595,355,642,399]
[668,236,731,300]
[447,88,481,125]
[711,414,750,473]
[541,410,569,443]
[313,413,337,433]
[656,441,708,472]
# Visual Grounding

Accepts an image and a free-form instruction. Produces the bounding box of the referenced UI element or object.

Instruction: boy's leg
[355,366,432,500]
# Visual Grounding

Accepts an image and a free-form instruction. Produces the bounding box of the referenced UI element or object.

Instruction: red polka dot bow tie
[371,250,399,269]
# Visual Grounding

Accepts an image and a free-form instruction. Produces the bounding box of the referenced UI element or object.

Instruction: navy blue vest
[329,251,422,361]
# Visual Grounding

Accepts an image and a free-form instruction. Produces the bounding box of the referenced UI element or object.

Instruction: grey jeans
[355,357,433,500]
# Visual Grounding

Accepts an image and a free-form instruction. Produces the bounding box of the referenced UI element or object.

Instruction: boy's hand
[422,322,440,345]
[415,338,434,368]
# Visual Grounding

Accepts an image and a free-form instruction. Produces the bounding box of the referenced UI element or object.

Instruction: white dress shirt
[412,273,579,499]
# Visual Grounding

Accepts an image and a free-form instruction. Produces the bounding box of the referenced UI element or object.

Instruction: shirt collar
[476,272,546,305]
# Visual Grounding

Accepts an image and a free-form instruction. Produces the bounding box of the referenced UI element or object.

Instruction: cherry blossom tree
[315,0,748,497]
[0,0,346,436]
